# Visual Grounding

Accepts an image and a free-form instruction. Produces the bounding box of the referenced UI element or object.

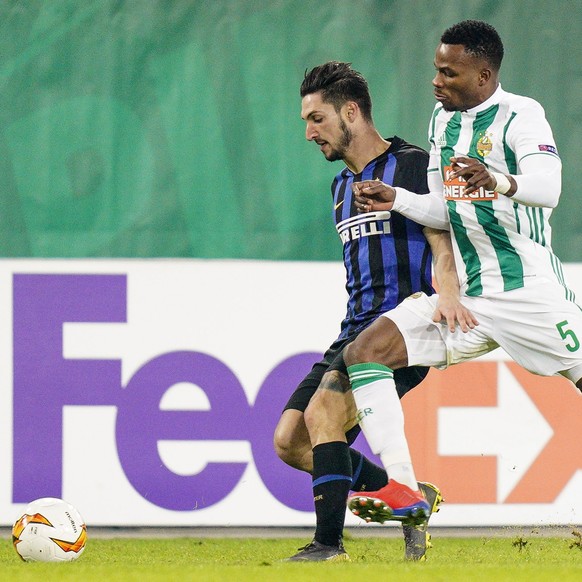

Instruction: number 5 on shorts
[556,320,581,352]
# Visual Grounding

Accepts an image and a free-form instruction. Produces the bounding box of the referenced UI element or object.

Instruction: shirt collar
[464,84,505,115]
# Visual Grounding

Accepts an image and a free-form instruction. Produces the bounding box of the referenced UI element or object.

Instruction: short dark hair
[441,20,504,70]
[300,61,373,121]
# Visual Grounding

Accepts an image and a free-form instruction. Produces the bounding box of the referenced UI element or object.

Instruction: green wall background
[1,0,580,261]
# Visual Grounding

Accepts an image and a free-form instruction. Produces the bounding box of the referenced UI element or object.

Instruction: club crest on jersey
[476,131,493,158]
[336,211,391,244]
[442,165,498,202]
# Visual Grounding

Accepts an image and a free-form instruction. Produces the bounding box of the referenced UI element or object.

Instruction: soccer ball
[12,497,87,562]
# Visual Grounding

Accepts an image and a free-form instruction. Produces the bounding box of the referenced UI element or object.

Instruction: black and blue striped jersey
[333,136,434,339]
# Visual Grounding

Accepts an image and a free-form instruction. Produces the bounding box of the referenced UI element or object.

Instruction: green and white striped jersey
[427,85,565,297]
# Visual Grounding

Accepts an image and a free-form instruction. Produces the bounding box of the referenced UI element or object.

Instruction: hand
[352,180,396,213]
[432,292,479,333]
[449,156,496,195]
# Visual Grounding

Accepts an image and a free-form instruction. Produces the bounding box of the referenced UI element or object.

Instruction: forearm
[424,227,479,333]
[510,155,562,207]
[424,228,459,297]
[393,188,450,230]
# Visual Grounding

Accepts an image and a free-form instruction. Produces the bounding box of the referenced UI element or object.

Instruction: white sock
[348,363,418,491]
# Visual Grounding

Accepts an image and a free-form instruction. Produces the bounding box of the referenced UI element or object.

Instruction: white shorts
[384,280,582,384]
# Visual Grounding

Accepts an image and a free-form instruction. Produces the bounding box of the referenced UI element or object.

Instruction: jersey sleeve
[505,98,562,207]
[391,147,430,194]
[506,99,560,165]
[392,188,449,230]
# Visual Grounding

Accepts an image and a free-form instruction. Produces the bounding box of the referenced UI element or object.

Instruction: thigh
[385,292,497,368]
[383,293,449,367]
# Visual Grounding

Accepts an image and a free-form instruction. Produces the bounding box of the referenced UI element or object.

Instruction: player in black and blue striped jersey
[274,62,462,562]
[332,135,434,340]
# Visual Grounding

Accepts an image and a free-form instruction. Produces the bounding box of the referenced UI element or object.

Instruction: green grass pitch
[3,532,582,581]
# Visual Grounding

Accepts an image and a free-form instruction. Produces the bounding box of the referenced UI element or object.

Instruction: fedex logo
[12,274,320,513]
[11,273,582,521]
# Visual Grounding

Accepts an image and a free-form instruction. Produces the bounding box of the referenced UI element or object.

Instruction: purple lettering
[116,351,250,510]
[12,272,378,515]
[12,274,125,502]
[250,353,320,512]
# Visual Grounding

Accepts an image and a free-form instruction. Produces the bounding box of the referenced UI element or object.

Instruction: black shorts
[283,335,430,413]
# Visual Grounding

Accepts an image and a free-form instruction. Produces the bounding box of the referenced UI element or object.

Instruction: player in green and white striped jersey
[339,20,582,527]
[430,85,563,298]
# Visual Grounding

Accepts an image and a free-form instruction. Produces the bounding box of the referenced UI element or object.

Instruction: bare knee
[273,410,312,472]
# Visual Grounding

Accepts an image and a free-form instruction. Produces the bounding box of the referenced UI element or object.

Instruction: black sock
[348,448,388,492]
[312,441,352,547]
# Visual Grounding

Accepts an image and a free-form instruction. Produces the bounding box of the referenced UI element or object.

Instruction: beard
[325,119,353,162]
[441,99,464,112]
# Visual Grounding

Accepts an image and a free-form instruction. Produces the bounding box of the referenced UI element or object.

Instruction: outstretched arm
[352,180,449,230]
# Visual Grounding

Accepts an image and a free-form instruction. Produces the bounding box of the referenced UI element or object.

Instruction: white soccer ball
[12,497,87,562]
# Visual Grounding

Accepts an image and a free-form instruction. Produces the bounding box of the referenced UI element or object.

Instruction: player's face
[301,92,353,162]
[432,43,488,111]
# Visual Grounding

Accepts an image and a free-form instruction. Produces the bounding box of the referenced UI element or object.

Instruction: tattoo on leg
[322,372,350,394]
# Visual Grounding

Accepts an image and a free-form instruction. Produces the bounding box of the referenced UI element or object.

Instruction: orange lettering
[503,364,582,503]
[404,363,498,503]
